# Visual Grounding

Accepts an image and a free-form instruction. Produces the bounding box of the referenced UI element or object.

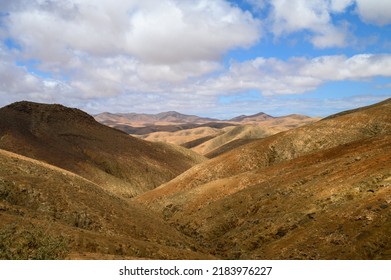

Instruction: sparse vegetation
[0,223,69,260]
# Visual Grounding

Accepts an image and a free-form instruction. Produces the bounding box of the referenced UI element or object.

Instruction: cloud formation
[5,0,260,64]
[1,0,262,100]
[0,0,390,116]
[259,0,391,48]
[266,0,351,48]
[355,0,391,25]
[201,53,391,96]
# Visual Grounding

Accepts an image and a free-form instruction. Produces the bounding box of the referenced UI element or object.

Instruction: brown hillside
[204,138,256,158]
[0,149,211,259]
[181,135,217,149]
[136,116,319,157]
[0,101,205,198]
[191,125,278,155]
[138,98,390,194]
[139,135,391,259]
[95,109,318,160]
[141,126,221,146]
[136,98,391,259]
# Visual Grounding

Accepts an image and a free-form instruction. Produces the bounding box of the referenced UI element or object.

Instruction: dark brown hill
[136,98,391,259]
[0,101,205,198]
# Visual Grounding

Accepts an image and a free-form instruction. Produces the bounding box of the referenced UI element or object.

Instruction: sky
[0,0,390,118]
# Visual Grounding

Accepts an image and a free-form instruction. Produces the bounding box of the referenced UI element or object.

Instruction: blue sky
[0,0,390,118]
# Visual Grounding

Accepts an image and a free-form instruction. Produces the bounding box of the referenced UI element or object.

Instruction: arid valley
[1,98,390,260]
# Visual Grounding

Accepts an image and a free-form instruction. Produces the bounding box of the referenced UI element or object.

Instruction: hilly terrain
[1,98,390,260]
[96,111,320,157]
[190,124,279,156]
[0,148,211,259]
[141,126,222,146]
[136,98,391,259]
[0,101,205,198]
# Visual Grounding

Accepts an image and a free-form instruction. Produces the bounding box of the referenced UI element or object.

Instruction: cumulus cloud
[0,0,262,102]
[4,0,261,65]
[355,0,391,26]
[243,0,390,48]
[267,0,351,48]
[201,54,391,95]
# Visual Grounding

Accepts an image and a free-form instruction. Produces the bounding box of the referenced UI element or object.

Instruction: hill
[229,112,273,122]
[95,110,319,157]
[135,116,319,156]
[110,122,234,136]
[191,125,278,155]
[136,98,391,259]
[0,149,211,259]
[94,111,217,126]
[140,126,221,146]
[0,101,205,198]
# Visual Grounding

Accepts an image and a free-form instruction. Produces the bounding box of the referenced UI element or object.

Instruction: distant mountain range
[94,110,316,125]
[94,110,318,156]
[94,111,218,125]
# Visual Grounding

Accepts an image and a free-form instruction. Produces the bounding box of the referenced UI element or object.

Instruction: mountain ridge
[95,110,315,125]
[95,110,218,125]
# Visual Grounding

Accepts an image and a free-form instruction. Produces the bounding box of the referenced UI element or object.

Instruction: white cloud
[355,0,391,26]
[4,0,261,65]
[310,24,349,48]
[270,0,331,34]
[300,54,391,80]
[200,53,391,96]
[0,46,74,105]
[2,41,391,113]
[267,0,351,48]
[124,0,261,63]
[244,0,391,48]
[1,0,261,101]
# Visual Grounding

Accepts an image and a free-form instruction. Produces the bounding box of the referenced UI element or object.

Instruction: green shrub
[0,223,69,260]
